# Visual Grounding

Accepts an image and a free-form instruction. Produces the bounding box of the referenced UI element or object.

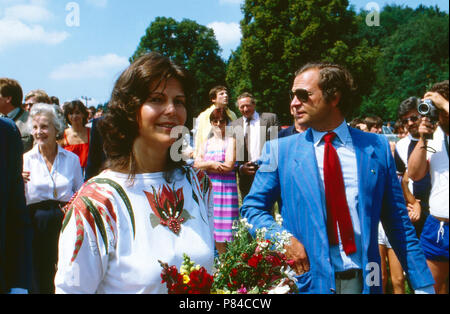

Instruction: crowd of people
[0,53,448,294]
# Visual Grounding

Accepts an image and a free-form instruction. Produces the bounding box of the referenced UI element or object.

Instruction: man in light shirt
[193,86,237,158]
[241,62,435,294]
[408,80,449,294]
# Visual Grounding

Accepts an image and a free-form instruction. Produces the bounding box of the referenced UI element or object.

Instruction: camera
[417,99,439,140]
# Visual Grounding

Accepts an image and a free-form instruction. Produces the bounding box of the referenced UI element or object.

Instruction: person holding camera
[408,80,449,294]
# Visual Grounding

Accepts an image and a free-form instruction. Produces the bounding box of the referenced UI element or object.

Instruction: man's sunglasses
[289,89,313,102]
[401,115,420,124]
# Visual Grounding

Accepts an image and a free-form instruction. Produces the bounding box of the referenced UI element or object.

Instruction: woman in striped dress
[194,108,238,255]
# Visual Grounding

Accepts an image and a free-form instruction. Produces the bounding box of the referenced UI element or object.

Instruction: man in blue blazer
[0,116,32,294]
[240,63,435,294]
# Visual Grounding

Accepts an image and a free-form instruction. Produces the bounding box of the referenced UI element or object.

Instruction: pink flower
[237,285,248,294]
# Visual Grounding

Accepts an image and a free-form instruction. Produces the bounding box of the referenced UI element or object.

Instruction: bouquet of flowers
[159,254,214,294]
[211,217,298,294]
[160,216,298,294]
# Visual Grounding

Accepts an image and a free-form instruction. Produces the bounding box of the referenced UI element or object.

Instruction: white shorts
[378,223,392,249]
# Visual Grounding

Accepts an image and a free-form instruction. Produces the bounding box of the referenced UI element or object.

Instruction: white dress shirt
[244,112,262,162]
[23,145,83,205]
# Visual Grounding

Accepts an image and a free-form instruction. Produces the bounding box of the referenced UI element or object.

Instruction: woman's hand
[22,171,31,184]
[212,162,225,173]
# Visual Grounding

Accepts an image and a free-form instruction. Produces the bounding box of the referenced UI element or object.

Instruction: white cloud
[207,21,241,46]
[86,0,108,8]
[0,19,68,51]
[0,0,68,51]
[50,54,129,80]
[4,4,53,23]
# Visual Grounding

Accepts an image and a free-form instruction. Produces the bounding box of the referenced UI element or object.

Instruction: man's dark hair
[209,86,227,102]
[430,80,449,101]
[398,97,420,118]
[0,78,23,109]
[295,62,357,117]
[364,116,383,130]
[50,96,60,106]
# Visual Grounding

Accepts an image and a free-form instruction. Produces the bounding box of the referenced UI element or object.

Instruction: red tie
[323,132,356,255]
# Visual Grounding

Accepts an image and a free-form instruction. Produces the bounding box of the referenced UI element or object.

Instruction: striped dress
[203,138,239,243]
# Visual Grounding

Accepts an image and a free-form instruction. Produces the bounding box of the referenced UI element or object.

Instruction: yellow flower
[183,274,190,284]
[211,289,231,294]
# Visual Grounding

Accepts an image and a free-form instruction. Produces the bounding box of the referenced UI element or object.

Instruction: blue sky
[1,0,448,107]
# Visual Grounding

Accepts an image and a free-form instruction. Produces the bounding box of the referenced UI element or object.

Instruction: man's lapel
[292,129,326,223]
[350,128,377,252]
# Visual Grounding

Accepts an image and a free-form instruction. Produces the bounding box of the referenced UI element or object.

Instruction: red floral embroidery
[145,184,189,235]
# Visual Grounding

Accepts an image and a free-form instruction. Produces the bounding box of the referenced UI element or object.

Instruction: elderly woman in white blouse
[23,103,83,294]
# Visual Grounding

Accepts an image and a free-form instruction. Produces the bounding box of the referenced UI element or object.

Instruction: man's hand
[240,162,258,176]
[284,236,310,275]
[418,116,436,140]
[423,92,449,113]
[407,200,421,223]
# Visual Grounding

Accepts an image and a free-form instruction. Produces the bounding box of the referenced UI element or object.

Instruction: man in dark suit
[231,92,279,199]
[241,63,434,294]
[0,116,32,294]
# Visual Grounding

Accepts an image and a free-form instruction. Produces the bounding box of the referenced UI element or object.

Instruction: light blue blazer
[240,127,434,294]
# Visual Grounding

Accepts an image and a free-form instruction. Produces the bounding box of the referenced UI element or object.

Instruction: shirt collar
[7,107,21,119]
[311,120,350,146]
[245,111,259,123]
[32,144,66,157]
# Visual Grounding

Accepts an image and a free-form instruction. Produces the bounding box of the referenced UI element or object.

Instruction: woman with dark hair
[55,52,214,294]
[60,100,90,173]
[194,108,238,255]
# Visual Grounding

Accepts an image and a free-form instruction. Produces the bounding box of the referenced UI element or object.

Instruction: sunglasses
[401,115,420,124]
[289,89,313,102]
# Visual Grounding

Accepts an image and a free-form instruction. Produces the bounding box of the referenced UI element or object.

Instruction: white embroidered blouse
[55,167,214,294]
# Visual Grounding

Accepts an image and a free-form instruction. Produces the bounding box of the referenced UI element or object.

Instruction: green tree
[227,0,379,124]
[131,17,228,125]
[357,5,449,121]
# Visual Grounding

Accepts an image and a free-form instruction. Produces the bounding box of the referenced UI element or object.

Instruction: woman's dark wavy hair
[63,100,89,126]
[99,52,194,183]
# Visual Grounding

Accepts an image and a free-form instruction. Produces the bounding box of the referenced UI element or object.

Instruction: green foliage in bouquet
[211,218,298,294]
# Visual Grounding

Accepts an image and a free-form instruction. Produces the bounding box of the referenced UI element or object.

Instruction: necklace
[39,145,59,199]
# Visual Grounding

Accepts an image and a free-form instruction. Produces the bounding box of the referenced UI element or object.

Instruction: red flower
[286,259,295,268]
[248,254,263,268]
[230,268,238,278]
[265,254,282,267]
[188,267,213,294]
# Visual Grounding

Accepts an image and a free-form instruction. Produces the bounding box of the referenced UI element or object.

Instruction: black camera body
[417,99,439,140]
